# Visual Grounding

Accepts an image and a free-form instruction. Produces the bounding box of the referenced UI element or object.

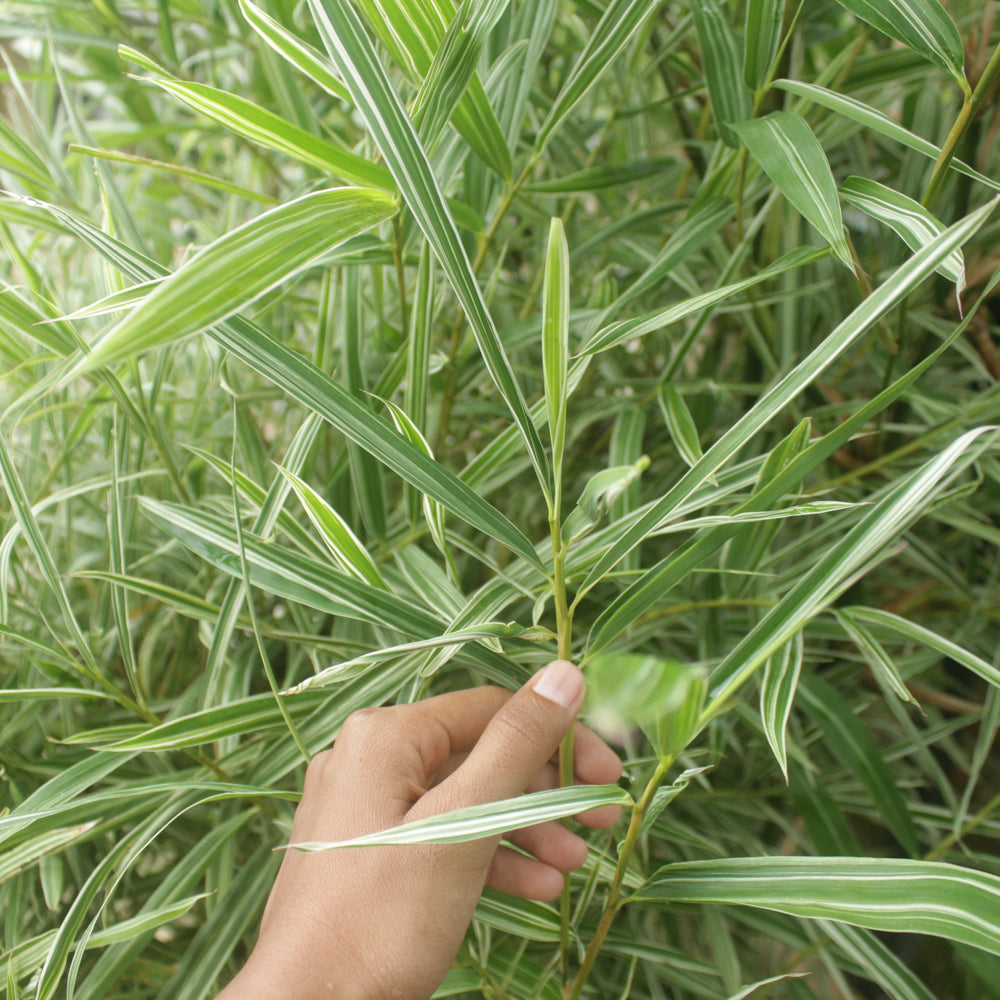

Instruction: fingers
[439,660,584,807]
[507,820,589,872]
[485,846,566,901]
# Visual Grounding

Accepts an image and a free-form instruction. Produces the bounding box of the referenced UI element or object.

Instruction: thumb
[442,660,584,806]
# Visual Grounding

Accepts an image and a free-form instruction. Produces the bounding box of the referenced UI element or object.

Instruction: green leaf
[536,0,662,152]
[833,0,966,90]
[759,631,803,781]
[659,385,705,472]
[286,784,633,849]
[73,187,397,374]
[744,0,785,92]
[580,198,996,616]
[145,76,394,190]
[835,607,919,706]
[693,0,753,147]
[799,674,920,857]
[277,466,388,591]
[563,456,650,544]
[732,112,853,269]
[773,79,1000,193]
[636,856,1000,958]
[840,175,965,288]
[543,217,570,485]
[305,0,550,495]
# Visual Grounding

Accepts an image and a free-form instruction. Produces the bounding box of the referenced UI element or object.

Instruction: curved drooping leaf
[636,856,1000,958]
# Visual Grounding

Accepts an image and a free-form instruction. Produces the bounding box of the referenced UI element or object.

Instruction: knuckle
[337,707,389,745]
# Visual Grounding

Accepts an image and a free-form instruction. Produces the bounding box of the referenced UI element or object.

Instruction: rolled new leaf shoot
[562,456,650,544]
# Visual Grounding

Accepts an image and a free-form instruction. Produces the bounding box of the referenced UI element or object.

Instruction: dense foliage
[2,0,1000,997]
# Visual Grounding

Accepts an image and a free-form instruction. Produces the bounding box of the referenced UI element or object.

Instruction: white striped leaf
[834,0,966,90]
[773,80,1000,192]
[744,0,785,92]
[0,824,95,885]
[304,0,551,496]
[659,385,704,471]
[841,176,964,288]
[73,187,397,374]
[583,247,824,355]
[34,198,543,571]
[732,112,853,269]
[146,76,394,190]
[285,784,633,850]
[835,606,918,706]
[726,974,807,1000]
[542,217,570,485]
[841,606,1000,691]
[759,630,803,781]
[536,0,662,152]
[277,466,388,591]
[636,857,1000,957]
[706,426,999,715]
[693,0,753,147]
[580,198,996,612]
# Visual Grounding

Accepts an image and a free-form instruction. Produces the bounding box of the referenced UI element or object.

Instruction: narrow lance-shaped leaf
[840,176,965,290]
[536,0,662,152]
[659,385,705,472]
[277,466,388,591]
[286,784,633,850]
[773,80,999,192]
[580,197,997,610]
[72,187,397,375]
[760,630,803,781]
[30,196,544,571]
[542,217,570,489]
[693,0,753,147]
[835,607,919,706]
[733,112,853,269]
[706,426,999,717]
[834,0,966,91]
[305,0,551,497]
[635,856,1000,958]
[744,0,785,92]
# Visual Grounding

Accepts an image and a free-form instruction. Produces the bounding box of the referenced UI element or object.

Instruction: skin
[215,659,622,1000]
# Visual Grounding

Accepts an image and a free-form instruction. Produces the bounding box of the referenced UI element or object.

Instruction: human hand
[215,660,622,1000]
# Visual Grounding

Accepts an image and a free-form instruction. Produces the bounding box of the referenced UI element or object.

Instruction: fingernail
[531,660,584,711]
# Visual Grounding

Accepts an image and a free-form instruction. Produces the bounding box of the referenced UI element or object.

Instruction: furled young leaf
[774,79,1000,192]
[286,784,632,850]
[744,0,785,92]
[732,112,853,269]
[562,456,651,544]
[542,217,570,483]
[693,0,753,146]
[759,630,803,781]
[277,466,387,591]
[833,0,966,90]
[840,175,965,288]
[73,187,397,374]
[636,857,1000,957]
[304,0,550,496]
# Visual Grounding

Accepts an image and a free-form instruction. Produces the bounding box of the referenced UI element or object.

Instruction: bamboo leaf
[286,784,633,850]
[732,112,853,269]
[276,466,388,591]
[659,385,704,471]
[580,198,996,611]
[760,631,803,781]
[693,0,753,147]
[773,80,1000,192]
[744,0,785,92]
[835,607,919,706]
[833,0,966,89]
[840,176,965,288]
[543,217,570,483]
[72,187,397,374]
[304,0,550,496]
[636,856,1000,958]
